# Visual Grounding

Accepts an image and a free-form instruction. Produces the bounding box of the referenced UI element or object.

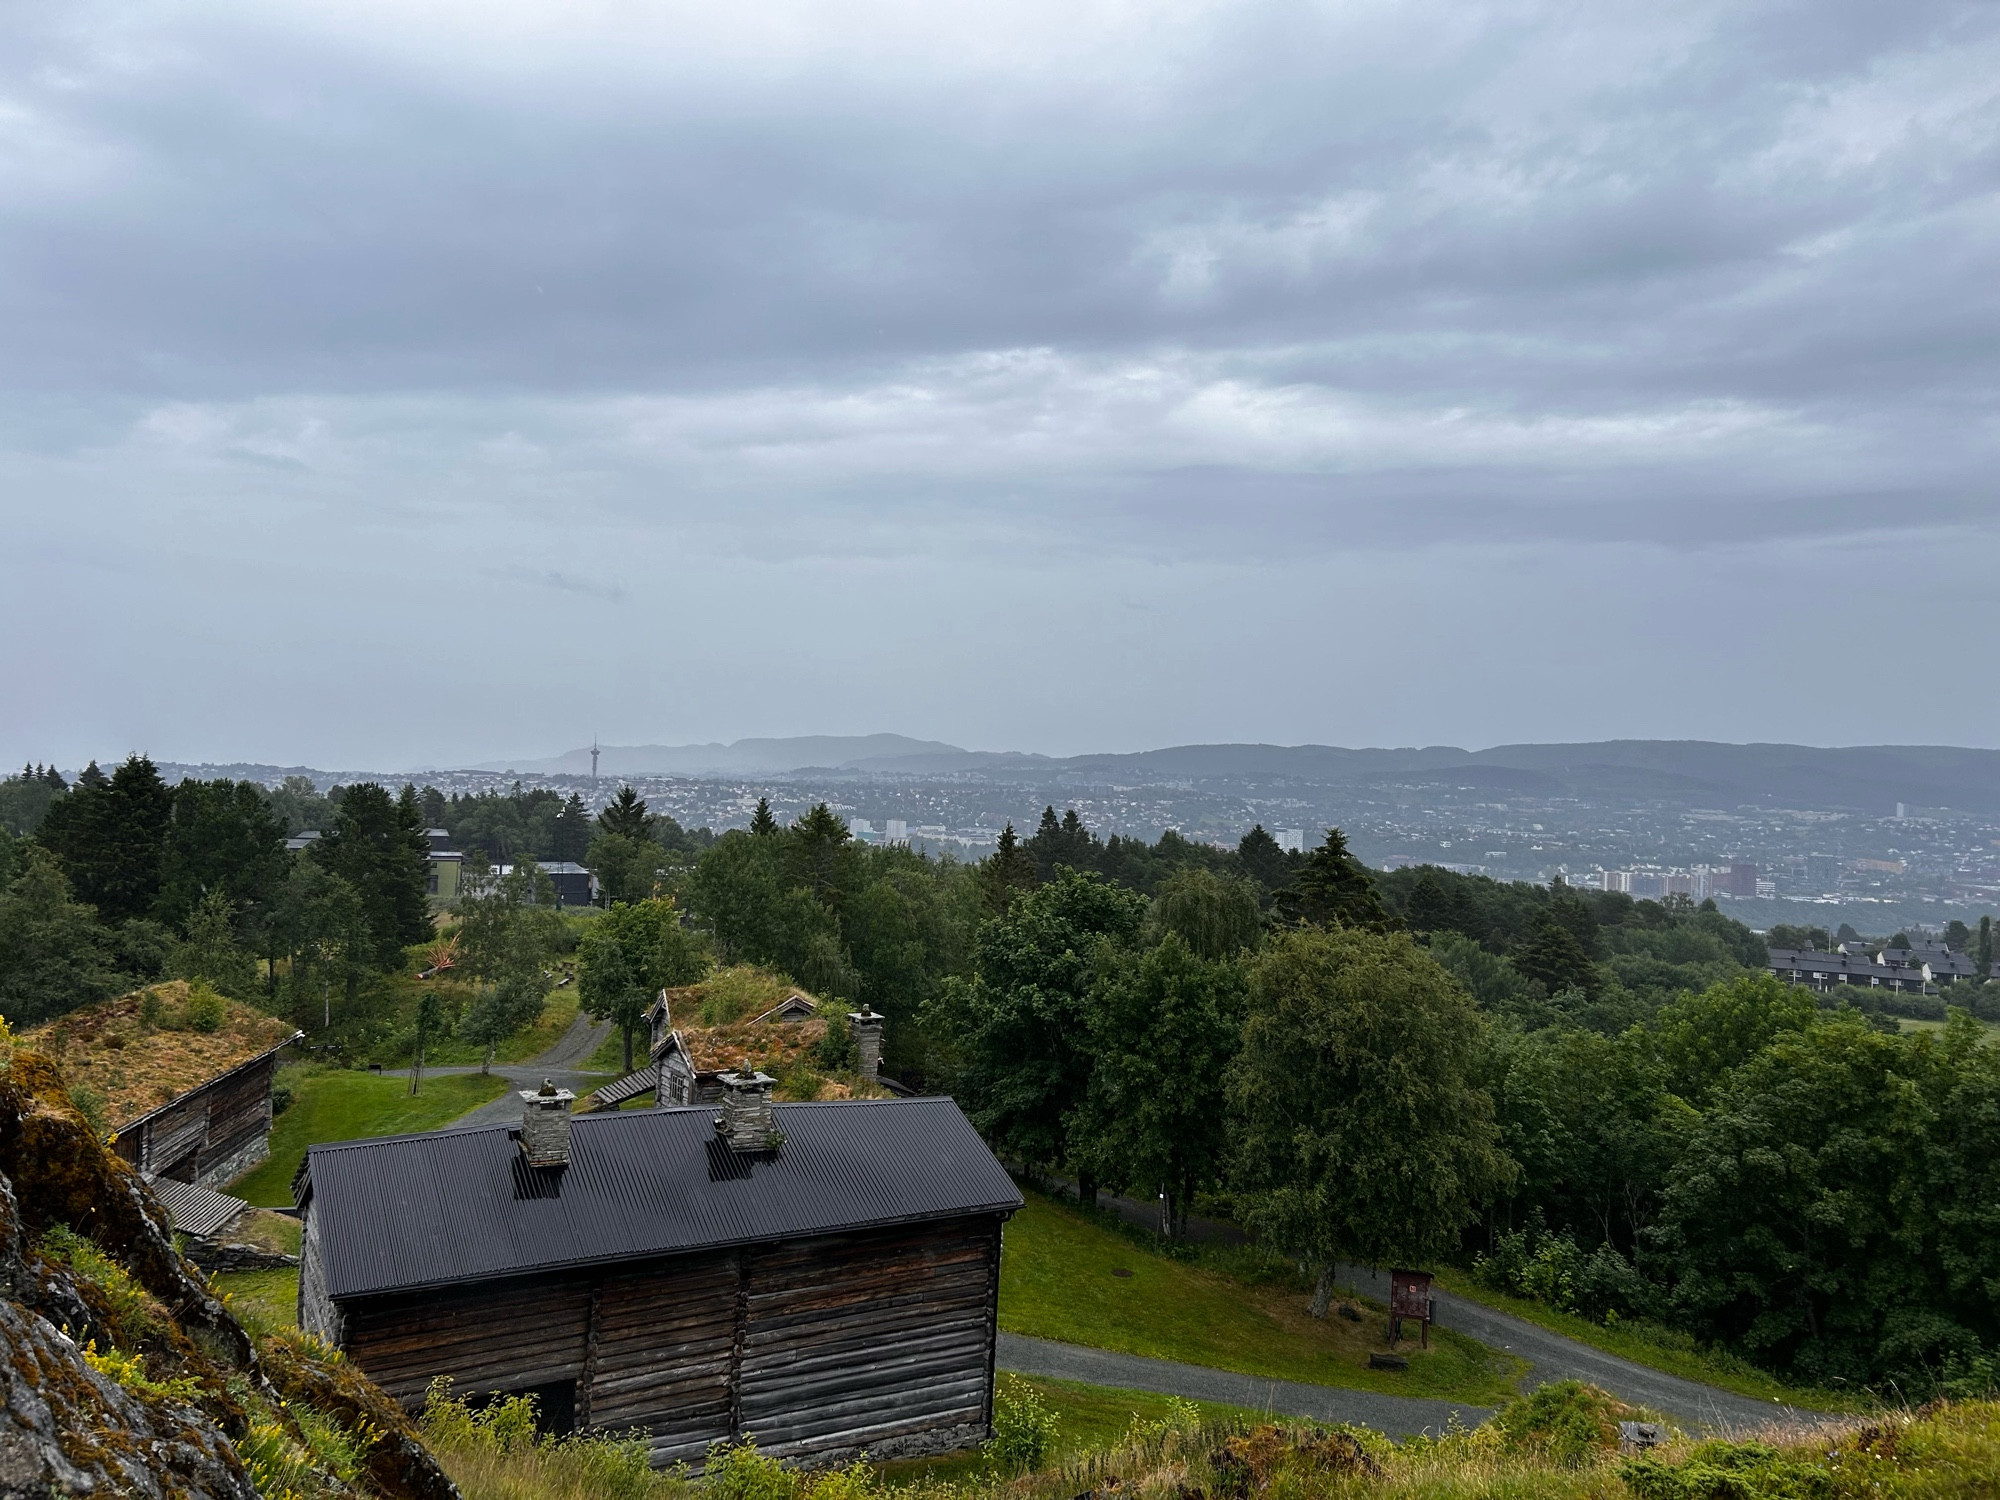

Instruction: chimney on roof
[519,1078,576,1167]
[717,1070,777,1152]
[847,1007,884,1082]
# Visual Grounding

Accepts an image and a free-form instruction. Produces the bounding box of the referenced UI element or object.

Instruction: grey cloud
[3,0,2000,766]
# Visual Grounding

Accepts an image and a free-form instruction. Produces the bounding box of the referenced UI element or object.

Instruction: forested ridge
[5,759,2000,1396]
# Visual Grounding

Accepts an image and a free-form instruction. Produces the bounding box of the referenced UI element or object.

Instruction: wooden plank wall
[737,1219,1000,1464]
[200,1055,276,1173]
[335,1214,1002,1468]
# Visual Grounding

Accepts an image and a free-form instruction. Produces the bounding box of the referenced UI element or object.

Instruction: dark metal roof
[144,1175,249,1238]
[302,1096,1022,1302]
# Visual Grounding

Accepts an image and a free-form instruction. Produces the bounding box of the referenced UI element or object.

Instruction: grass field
[875,1375,1271,1486]
[1428,1269,1859,1411]
[216,1265,299,1336]
[999,1191,1521,1405]
[229,1066,511,1205]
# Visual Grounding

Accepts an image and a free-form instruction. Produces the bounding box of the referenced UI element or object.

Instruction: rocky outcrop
[0,1039,460,1500]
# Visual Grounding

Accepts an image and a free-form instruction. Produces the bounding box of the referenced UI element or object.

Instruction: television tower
[591,740,600,795]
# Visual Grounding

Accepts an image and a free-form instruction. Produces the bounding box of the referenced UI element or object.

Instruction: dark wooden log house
[296,1076,1021,1467]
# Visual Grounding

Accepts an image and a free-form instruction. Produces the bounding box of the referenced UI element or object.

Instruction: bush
[1621,1440,1835,1500]
[183,982,226,1033]
[1493,1380,1628,1468]
[704,1439,797,1500]
[987,1373,1060,1474]
[1474,1224,1651,1322]
[270,1083,295,1116]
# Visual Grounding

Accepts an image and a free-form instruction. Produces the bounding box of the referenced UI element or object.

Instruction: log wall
[329,1214,1004,1467]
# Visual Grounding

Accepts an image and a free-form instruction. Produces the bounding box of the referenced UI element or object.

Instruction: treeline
[0,756,435,1029]
[634,801,2000,1394]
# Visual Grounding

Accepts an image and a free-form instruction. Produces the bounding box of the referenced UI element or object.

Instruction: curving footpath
[384,1009,618,1129]
[1332,1263,1797,1433]
[997,1333,1489,1438]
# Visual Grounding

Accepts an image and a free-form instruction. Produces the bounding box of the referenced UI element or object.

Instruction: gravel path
[1330,1264,1793,1433]
[996,1334,1489,1438]
[383,1009,618,1129]
[1053,1181,1801,1433]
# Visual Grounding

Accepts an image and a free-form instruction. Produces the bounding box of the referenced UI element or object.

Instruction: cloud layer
[2,0,1997,765]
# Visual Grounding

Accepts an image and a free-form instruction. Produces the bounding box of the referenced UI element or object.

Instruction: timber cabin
[24,984,299,1189]
[585,991,891,1115]
[295,1076,1022,1466]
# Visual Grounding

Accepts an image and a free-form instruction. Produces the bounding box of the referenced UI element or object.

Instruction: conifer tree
[749,797,778,836]
[1275,827,1396,932]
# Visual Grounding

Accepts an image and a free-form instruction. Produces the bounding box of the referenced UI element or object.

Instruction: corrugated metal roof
[303,1096,1022,1302]
[580,1066,658,1113]
[144,1175,249,1238]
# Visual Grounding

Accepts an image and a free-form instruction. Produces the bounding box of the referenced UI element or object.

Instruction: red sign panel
[1389,1268,1433,1320]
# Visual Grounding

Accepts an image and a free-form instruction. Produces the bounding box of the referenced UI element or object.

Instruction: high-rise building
[885,819,908,844]
[1275,828,1305,853]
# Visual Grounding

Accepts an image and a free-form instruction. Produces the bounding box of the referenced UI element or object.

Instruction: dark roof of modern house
[299,1096,1022,1301]
[1766,949,1931,986]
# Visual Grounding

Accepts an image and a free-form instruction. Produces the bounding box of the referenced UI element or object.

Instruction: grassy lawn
[229,1066,511,1206]
[215,1266,299,1337]
[1428,1269,1863,1412]
[875,1374,1268,1486]
[1000,1191,1520,1405]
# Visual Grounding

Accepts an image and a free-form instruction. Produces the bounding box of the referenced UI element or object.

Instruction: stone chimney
[846,1008,884,1082]
[717,1070,777,1152]
[519,1078,576,1167]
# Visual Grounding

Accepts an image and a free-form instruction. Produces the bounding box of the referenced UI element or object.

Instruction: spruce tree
[749,797,778,836]
[597,785,654,840]
[1275,827,1396,932]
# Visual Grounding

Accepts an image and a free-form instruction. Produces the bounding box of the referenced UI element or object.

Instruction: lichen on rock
[0,1040,460,1500]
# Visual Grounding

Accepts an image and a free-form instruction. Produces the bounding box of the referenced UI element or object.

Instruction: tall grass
[419,1371,2000,1500]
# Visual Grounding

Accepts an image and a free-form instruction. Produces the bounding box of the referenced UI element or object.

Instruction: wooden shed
[295,1080,1022,1467]
[24,985,299,1189]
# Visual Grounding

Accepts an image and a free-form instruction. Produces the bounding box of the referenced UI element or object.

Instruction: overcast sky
[4,0,1998,770]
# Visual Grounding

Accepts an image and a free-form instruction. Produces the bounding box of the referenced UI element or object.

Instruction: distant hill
[474,734,972,777]
[470,737,2000,814]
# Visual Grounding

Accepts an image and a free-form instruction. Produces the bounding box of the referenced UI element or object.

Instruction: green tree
[579,897,710,1071]
[597,786,655,840]
[457,860,567,1070]
[929,869,1147,1194]
[1148,866,1262,959]
[166,888,258,998]
[409,986,446,1096]
[1229,927,1513,1315]
[1026,807,1100,882]
[749,797,778,836]
[589,831,664,906]
[0,764,67,836]
[1646,1014,1991,1387]
[1404,869,1473,935]
[270,857,371,1031]
[789,804,855,910]
[551,792,592,862]
[1236,825,1293,893]
[37,754,174,925]
[977,823,1038,915]
[1274,828,1396,932]
[154,778,287,933]
[1979,915,1994,974]
[311,782,432,968]
[1513,912,1598,997]
[1651,973,1817,1105]
[0,845,125,1024]
[1075,934,1245,1236]
[688,830,845,988]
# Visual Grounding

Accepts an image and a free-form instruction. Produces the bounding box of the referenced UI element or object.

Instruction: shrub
[1493,1380,1628,1468]
[704,1438,797,1500]
[987,1373,1060,1474]
[1621,1440,1835,1500]
[183,982,227,1033]
[1475,1224,1650,1321]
